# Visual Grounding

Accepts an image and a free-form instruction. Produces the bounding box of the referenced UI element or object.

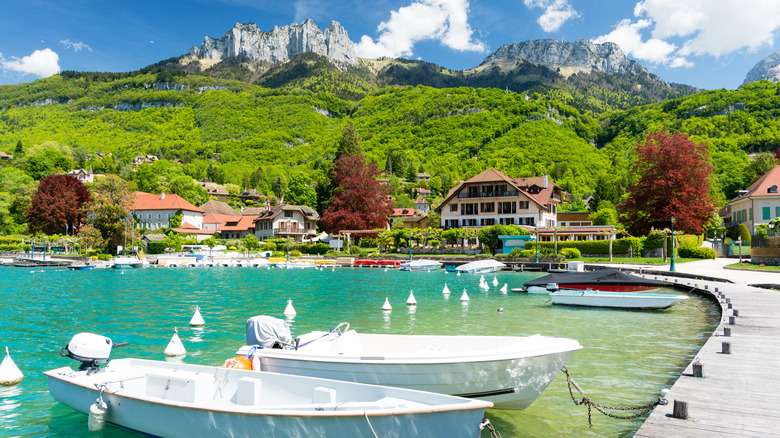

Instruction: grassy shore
[725,262,780,272]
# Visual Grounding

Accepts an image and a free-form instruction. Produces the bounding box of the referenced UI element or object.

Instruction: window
[763,206,771,220]
[500,218,515,225]
[518,201,529,210]
[481,202,495,213]
[749,208,753,221]
[450,204,458,212]
[481,218,495,226]
[158,213,162,219]
[776,206,780,218]
[285,211,293,218]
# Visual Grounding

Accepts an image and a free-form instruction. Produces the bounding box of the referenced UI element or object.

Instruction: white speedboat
[550,289,689,309]
[455,259,506,274]
[399,259,442,271]
[46,358,491,438]
[239,317,582,410]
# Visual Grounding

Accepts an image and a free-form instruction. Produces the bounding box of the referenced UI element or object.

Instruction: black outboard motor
[60,333,129,372]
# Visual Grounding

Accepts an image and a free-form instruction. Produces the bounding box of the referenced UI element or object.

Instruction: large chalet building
[722,165,780,233]
[435,168,562,229]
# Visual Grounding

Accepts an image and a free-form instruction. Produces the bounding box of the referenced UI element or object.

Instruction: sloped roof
[436,168,560,212]
[392,208,418,217]
[414,197,429,204]
[217,215,257,232]
[728,165,780,203]
[200,199,238,216]
[134,192,205,213]
[252,204,320,221]
[173,222,214,235]
[203,213,231,226]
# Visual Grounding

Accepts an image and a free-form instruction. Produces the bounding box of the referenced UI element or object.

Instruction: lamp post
[535,225,539,263]
[770,222,775,237]
[670,216,676,272]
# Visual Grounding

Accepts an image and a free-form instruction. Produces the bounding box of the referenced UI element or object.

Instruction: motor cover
[246,315,292,348]
[66,333,113,364]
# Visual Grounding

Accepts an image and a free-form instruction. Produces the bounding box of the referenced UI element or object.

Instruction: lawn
[725,262,780,272]
[570,257,698,265]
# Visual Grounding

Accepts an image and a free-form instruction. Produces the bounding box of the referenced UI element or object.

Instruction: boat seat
[329,330,362,356]
[235,377,262,406]
[312,386,337,404]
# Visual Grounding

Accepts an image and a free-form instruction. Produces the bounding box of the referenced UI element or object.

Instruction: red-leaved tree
[620,130,716,235]
[26,174,91,235]
[320,154,393,234]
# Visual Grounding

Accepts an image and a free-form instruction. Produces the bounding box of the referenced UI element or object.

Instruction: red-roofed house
[216,215,258,239]
[722,165,780,233]
[435,168,562,229]
[133,192,205,230]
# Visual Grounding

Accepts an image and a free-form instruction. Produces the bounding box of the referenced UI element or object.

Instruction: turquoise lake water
[0,266,720,437]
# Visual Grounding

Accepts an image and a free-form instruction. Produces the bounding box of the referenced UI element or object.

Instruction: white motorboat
[277,260,317,269]
[399,259,442,271]
[45,334,492,438]
[239,317,582,410]
[112,250,143,269]
[455,259,506,274]
[550,289,689,309]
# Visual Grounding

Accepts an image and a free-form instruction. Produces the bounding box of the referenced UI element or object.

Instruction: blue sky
[1,0,780,90]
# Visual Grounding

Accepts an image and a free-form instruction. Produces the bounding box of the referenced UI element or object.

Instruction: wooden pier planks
[635,274,780,437]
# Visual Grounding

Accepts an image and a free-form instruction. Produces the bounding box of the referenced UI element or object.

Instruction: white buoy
[442,283,451,295]
[382,297,392,311]
[164,327,186,357]
[500,283,508,293]
[456,271,460,276]
[492,276,499,287]
[0,347,24,386]
[384,268,388,272]
[480,275,485,283]
[480,282,490,291]
[284,299,297,316]
[406,290,417,305]
[189,305,205,327]
[460,289,470,302]
[88,397,108,431]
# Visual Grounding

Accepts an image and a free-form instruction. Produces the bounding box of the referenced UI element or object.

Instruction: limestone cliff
[480,39,652,78]
[743,51,780,85]
[188,20,357,66]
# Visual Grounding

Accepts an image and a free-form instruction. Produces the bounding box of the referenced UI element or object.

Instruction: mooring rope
[561,366,667,427]
[479,419,502,438]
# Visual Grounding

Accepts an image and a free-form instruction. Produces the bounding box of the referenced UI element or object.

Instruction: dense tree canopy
[26,174,90,235]
[81,175,135,253]
[320,154,392,233]
[620,131,716,234]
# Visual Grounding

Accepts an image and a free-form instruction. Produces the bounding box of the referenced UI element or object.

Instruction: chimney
[543,172,548,189]
[160,192,165,200]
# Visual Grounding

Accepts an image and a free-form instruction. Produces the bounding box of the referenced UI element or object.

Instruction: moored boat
[524,268,668,293]
[549,289,688,309]
[399,259,442,271]
[455,259,506,274]
[67,264,95,271]
[46,357,492,438]
[239,316,582,410]
[112,250,144,269]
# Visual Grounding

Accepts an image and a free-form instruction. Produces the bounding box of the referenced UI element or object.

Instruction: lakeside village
[5,155,780,269]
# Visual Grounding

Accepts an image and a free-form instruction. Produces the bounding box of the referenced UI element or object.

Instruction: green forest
[2,63,780,235]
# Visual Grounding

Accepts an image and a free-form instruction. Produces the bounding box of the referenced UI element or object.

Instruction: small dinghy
[455,260,506,274]
[550,289,689,309]
[238,316,582,410]
[399,259,442,271]
[45,333,492,438]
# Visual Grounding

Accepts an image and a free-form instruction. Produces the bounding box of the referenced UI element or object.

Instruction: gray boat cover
[523,268,668,288]
[246,315,293,348]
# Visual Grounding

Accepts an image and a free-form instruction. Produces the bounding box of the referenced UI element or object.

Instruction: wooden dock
[634,272,780,437]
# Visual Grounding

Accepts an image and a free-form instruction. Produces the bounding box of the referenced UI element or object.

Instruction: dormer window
[769,185,778,194]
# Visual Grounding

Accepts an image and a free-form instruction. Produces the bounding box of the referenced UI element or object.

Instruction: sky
[2,0,780,90]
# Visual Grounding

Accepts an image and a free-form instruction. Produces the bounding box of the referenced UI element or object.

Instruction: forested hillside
[2,69,780,232]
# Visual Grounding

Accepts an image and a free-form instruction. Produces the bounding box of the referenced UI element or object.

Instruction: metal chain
[561,366,666,428]
[479,419,502,438]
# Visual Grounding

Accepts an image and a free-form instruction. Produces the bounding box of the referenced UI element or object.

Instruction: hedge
[534,238,640,256]
[560,248,581,259]
[678,246,716,259]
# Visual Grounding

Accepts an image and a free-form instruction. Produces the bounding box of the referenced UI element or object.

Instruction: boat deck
[630,270,780,437]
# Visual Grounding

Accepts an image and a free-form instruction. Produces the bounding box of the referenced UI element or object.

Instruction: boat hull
[455,260,506,274]
[245,333,581,410]
[46,359,489,438]
[550,290,687,309]
[399,260,442,271]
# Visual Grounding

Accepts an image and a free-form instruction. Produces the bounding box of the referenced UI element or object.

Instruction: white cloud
[595,0,780,68]
[523,0,580,32]
[1,49,61,78]
[60,39,92,52]
[356,0,486,59]
[593,19,682,65]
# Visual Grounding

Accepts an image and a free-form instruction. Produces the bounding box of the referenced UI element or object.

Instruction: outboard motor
[546,283,560,292]
[246,316,295,349]
[60,333,128,371]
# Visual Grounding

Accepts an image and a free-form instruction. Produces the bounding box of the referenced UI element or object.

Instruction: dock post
[692,362,703,377]
[727,303,733,309]
[722,342,731,354]
[723,327,731,337]
[672,400,688,419]
[733,309,739,317]
[728,316,736,325]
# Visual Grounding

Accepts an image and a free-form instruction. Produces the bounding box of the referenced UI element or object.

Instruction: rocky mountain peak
[480,39,652,78]
[188,20,357,66]
[743,51,780,85]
